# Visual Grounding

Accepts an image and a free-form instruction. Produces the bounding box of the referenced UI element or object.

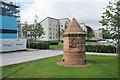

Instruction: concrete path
[0,49,117,67]
[1,50,63,67]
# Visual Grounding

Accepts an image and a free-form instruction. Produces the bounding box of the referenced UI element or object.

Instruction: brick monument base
[57,60,92,67]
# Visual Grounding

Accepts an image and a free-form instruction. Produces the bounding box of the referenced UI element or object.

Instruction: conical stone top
[64,18,86,35]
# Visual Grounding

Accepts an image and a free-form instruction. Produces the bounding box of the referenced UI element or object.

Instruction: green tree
[57,21,68,41]
[31,15,44,41]
[86,25,95,40]
[99,0,120,55]
[22,15,44,41]
[22,22,32,38]
[99,28,112,39]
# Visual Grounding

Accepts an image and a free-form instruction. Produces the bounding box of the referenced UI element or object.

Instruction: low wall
[0,39,27,52]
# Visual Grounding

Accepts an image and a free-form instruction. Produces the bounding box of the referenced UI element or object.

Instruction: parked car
[97,40,117,47]
[97,41,109,45]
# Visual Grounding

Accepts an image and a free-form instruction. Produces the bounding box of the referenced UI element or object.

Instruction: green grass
[0,67,2,79]
[2,55,118,78]
[85,42,96,45]
[50,45,63,49]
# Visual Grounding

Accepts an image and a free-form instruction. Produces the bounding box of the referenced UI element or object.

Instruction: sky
[10,0,114,30]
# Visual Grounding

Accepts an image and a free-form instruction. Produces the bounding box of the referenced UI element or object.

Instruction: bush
[86,40,97,42]
[49,41,59,45]
[85,45,116,53]
[27,42,49,49]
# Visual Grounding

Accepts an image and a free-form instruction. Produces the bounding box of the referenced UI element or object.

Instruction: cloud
[11,0,114,30]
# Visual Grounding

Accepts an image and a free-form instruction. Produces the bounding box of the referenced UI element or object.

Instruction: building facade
[20,17,102,41]
[0,0,26,52]
[79,23,87,34]
[38,17,70,41]
[93,30,103,40]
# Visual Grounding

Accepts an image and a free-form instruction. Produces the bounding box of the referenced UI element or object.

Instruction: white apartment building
[20,17,101,41]
[39,17,70,41]
[59,18,70,40]
[93,30,103,40]
[79,23,87,33]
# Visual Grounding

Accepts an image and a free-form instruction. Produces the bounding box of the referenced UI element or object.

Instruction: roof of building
[40,17,70,23]
[64,18,86,35]
[59,18,70,21]
[40,17,59,23]
[1,0,19,8]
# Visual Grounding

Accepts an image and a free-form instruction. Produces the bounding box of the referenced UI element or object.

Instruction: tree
[57,21,68,41]
[86,25,95,40]
[22,15,44,41]
[31,15,44,41]
[99,0,120,56]
[22,22,32,38]
[99,28,112,39]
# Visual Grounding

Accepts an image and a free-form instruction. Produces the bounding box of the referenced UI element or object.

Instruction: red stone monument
[57,18,92,67]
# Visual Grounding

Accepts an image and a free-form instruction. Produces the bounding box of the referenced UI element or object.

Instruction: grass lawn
[2,55,118,78]
[0,67,2,78]
[50,45,63,49]
[85,42,96,45]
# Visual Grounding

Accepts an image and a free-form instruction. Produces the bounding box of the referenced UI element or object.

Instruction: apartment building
[93,30,103,40]
[39,17,70,41]
[79,23,87,34]
[20,17,98,41]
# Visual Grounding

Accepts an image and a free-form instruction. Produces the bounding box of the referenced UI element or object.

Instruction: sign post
[27,31,31,49]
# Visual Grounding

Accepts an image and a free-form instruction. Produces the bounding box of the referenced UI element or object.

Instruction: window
[49,37,52,39]
[49,33,52,35]
[61,25,63,27]
[56,25,57,27]
[53,29,55,30]
[53,33,55,35]
[53,37,55,39]
[49,28,52,30]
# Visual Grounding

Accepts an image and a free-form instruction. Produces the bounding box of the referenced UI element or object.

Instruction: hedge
[85,45,116,53]
[27,42,49,49]
[49,41,59,45]
[85,40,97,42]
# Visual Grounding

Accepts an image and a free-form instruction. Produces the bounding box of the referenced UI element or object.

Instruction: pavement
[0,49,117,67]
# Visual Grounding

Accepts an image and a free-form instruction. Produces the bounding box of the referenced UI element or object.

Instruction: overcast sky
[11,0,114,30]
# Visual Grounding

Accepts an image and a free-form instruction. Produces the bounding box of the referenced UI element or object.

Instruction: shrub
[27,42,49,49]
[85,45,116,53]
[49,41,59,45]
